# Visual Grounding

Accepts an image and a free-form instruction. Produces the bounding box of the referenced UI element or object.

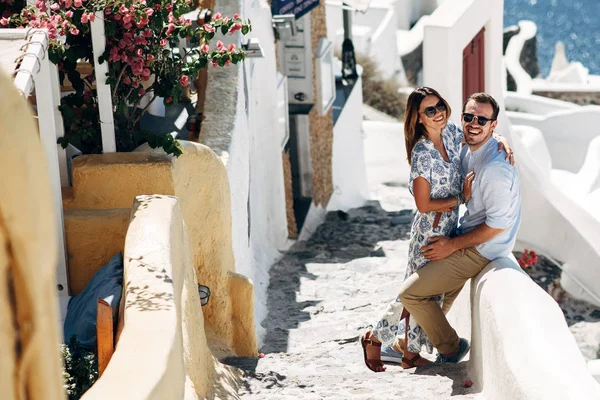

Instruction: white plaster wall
[394,0,439,29]
[246,6,290,344]
[422,0,506,123]
[447,257,600,399]
[326,1,401,79]
[223,3,290,346]
[327,76,369,212]
[362,120,409,187]
[507,107,600,172]
[508,121,600,307]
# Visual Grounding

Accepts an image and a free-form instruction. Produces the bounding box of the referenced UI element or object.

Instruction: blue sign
[272,0,320,20]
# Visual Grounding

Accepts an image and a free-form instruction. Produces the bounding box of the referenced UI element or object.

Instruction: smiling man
[396,92,522,364]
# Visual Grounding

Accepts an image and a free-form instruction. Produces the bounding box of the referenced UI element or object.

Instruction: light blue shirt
[457,137,522,260]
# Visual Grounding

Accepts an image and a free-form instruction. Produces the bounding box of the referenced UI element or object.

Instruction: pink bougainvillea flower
[138,88,146,96]
[227,43,236,52]
[229,23,242,33]
[464,379,473,388]
[160,38,168,47]
[216,40,224,50]
[147,54,155,61]
[69,27,80,35]
[0,18,8,26]
[203,23,214,33]
[165,96,173,104]
[81,13,89,23]
[222,17,229,24]
[180,75,189,87]
[89,13,96,22]
[50,3,60,10]
[212,60,218,68]
[74,0,82,7]
[200,43,209,54]
[165,3,172,12]
[224,59,231,66]
[166,22,176,35]
[123,75,131,85]
[233,13,240,19]
[212,12,222,20]
[145,8,154,16]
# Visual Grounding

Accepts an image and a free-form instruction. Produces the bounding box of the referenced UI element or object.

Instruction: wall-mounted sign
[280,15,314,112]
[272,0,320,20]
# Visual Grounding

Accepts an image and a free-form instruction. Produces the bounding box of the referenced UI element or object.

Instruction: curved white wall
[504,20,536,94]
[327,76,370,212]
[508,120,600,307]
[507,107,600,172]
[505,91,578,115]
[447,258,600,399]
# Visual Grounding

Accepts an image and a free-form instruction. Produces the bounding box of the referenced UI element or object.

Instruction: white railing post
[29,29,71,317]
[91,11,117,153]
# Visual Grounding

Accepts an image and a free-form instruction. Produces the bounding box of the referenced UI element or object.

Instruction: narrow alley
[223,121,482,399]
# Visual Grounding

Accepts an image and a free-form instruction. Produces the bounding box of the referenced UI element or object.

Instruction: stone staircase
[228,203,482,399]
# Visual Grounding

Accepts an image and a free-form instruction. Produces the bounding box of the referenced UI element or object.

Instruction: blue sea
[504,0,600,77]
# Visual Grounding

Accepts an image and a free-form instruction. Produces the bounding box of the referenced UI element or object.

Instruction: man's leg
[398,248,489,355]
[441,284,466,315]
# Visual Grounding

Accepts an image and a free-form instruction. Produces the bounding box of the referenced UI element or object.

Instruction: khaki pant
[398,247,490,355]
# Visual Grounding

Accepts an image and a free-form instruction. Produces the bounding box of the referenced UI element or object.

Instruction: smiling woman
[361,86,473,372]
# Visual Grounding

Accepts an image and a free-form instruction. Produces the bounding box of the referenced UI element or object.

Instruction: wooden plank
[96,298,114,377]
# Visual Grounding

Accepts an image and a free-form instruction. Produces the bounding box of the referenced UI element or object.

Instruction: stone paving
[224,199,482,399]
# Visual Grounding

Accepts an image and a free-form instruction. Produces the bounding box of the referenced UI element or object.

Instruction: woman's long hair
[404,87,451,164]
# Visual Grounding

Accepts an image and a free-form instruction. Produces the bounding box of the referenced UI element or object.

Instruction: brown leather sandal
[398,314,432,369]
[361,334,386,372]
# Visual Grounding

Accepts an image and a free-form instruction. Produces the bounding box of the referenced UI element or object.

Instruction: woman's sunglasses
[421,101,446,118]
[462,113,495,127]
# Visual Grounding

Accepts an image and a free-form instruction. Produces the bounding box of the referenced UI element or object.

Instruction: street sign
[272,0,320,20]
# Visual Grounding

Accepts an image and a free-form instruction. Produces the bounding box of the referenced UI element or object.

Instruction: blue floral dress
[372,121,464,354]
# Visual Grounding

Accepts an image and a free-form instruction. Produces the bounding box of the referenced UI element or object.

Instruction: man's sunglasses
[421,101,446,118]
[462,113,495,127]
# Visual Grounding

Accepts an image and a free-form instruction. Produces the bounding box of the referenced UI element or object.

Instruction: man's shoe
[380,344,404,364]
[435,338,470,364]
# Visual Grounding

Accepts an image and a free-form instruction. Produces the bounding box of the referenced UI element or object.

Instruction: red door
[463,28,485,104]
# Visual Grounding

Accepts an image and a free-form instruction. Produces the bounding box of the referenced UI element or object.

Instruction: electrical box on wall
[281,15,314,114]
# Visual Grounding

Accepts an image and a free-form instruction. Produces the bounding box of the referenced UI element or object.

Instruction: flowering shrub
[3,0,251,155]
[518,248,538,269]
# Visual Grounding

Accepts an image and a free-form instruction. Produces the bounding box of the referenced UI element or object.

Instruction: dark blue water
[504,0,600,77]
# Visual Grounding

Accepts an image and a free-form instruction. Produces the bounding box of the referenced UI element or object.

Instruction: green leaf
[241,25,249,35]
[221,25,228,35]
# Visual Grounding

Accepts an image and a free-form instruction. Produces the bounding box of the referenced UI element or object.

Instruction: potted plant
[4,0,251,156]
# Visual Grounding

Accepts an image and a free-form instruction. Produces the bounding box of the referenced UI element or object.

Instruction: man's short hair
[463,93,500,120]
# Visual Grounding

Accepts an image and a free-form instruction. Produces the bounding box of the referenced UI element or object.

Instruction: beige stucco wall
[83,195,215,399]
[308,3,334,207]
[0,68,65,400]
[64,208,130,295]
[282,151,297,238]
[65,142,257,357]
